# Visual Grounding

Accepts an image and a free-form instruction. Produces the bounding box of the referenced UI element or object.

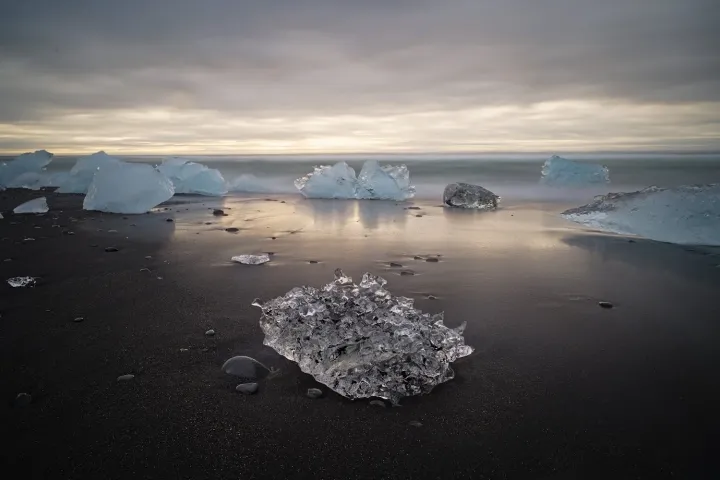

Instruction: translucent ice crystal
[540,155,610,186]
[252,269,473,404]
[231,254,271,265]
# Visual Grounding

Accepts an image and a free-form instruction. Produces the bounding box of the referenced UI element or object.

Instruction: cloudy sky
[1,0,718,154]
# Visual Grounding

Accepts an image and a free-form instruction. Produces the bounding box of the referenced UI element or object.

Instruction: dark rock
[306,388,323,399]
[14,393,32,407]
[212,209,225,216]
[405,206,421,210]
[225,227,239,233]
[409,420,423,427]
[425,257,439,263]
[308,260,319,264]
[443,183,499,209]
[599,301,614,309]
[104,247,119,252]
[235,383,259,395]
[166,218,174,222]
[389,262,403,267]
[400,270,415,276]
[369,400,386,408]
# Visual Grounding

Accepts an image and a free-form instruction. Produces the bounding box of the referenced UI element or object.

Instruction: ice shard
[443,183,499,209]
[294,162,358,199]
[231,254,270,265]
[157,157,228,196]
[295,161,414,200]
[13,197,49,214]
[562,184,720,246]
[252,269,473,404]
[540,155,610,186]
[57,151,123,194]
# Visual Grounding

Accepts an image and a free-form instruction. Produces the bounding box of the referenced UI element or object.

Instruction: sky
[1,0,718,155]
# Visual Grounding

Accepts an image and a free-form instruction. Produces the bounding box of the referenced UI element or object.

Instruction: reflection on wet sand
[296,199,408,231]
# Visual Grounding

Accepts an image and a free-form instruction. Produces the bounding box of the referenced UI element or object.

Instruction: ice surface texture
[0,150,54,188]
[562,184,720,246]
[231,254,270,265]
[13,197,49,214]
[253,269,473,404]
[84,162,175,214]
[540,155,610,186]
[295,161,415,200]
[157,157,228,196]
[8,277,37,287]
[443,183,499,209]
[57,151,122,194]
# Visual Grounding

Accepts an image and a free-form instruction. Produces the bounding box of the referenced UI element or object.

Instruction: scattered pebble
[369,400,386,408]
[236,383,259,395]
[271,236,277,240]
[108,229,118,233]
[34,226,42,229]
[145,255,152,259]
[122,217,128,220]
[427,295,437,300]
[72,316,85,323]
[23,237,35,242]
[139,268,151,273]
[222,356,270,379]
[179,348,189,352]
[104,247,119,252]
[409,420,423,427]
[225,227,239,233]
[599,301,614,309]
[425,257,439,263]
[130,223,136,227]
[306,388,323,399]
[3,258,11,262]
[628,239,636,243]
[212,209,225,216]
[205,222,212,225]
[406,206,421,210]
[308,260,319,264]
[14,393,32,407]
[205,329,216,336]
[400,271,415,276]
[413,256,423,260]
[389,262,403,267]
[117,374,135,382]
[166,218,174,222]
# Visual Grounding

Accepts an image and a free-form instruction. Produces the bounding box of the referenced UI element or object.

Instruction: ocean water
[13,152,720,202]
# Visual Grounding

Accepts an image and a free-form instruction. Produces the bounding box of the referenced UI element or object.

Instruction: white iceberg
[0,150,54,187]
[540,155,610,186]
[57,151,122,194]
[562,184,720,245]
[227,174,274,193]
[231,254,270,265]
[157,157,227,196]
[84,161,175,214]
[295,161,414,200]
[13,197,49,214]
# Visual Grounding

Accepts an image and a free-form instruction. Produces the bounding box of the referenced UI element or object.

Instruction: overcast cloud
[1,0,718,153]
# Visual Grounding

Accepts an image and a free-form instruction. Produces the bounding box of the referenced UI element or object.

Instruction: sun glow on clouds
[0,100,718,155]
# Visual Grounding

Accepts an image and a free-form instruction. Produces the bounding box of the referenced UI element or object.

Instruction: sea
[10,152,720,202]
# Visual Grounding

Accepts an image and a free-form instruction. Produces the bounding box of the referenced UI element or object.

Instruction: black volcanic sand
[1,189,720,479]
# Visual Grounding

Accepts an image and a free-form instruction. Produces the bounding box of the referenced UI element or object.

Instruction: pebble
[72,317,85,323]
[427,295,437,300]
[179,348,189,352]
[225,227,239,233]
[308,260,319,264]
[271,236,277,240]
[236,383,259,395]
[415,214,423,218]
[306,388,323,399]
[369,400,386,408]
[23,238,35,242]
[166,218,174,222]
[145,255,152,259]
[108,229,118,233]
[222,356,270,379]
[409,420,423,427]
[212,209,225,216]
[117,374,135,382]
[3,258,11,262]
[205,329,216,336]
[406,206,421,210]
[15,393,32,407]
[104,247,119,252]
[400,271,415,276]
[413,256,423,260]
[139,268,151,273]
[425,257,439,263]
[599,301,614,309]
[389,262,403,267]
[90,244,98,248]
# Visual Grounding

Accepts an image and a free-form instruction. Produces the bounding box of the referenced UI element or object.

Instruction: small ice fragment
[231,254,270,265]
[14,393,32,407]
[409,420,423,427]
[235,383,259,395]
[540,155,610,186]
[369,400,386,408]
[13,197,49,214]
[180,348,189,352]
[205,329,215,336]
[73,317,85,323]
[8,276,36,287]
[145,256,152,259]
[221,356,270,379]
[306,388,323,399]
[139,268,151,273]
[443,183,498,210]
[0,213,4,219]
[117,374,134,381]
[107,229,118,233]
[253,270,473,404]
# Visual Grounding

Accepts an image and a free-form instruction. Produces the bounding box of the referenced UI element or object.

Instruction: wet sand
[1,189,719,479]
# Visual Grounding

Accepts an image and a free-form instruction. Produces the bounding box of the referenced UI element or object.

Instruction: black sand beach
[1,189,719,479]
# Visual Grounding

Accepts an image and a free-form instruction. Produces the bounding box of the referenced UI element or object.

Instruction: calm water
[12,152,720,202]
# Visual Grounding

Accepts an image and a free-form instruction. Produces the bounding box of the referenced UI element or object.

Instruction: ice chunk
[222,356,270,379]
[227,174,273,193]
[540,155,610,186]
[357,160,415,200]
[231,254,270,265]
[0,150,54,187]
[443,183,499,209]
[84,162,174,214]
[8,276,37,287]
[562,184,720,245]
[253,269,473,404]
[295,161,415,200]
[295,162,358,199]
[157,157,227,196]
[13,197,49,214]
[57,151,122,194]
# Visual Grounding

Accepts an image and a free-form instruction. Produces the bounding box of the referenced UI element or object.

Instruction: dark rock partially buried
[443,183,499,210]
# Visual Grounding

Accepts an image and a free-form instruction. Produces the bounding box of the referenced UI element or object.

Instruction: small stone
[308,260,319,264]
[180,348,189,352]
[222,356,270,379]
[145,255,152,259]
[130,223,136,226]
[409,420,423,427]
[205,329,216,336]
[90,244,98,248]
[271,236,277,240]
[104,247,119,252]
[3,258,11,262]
[425,257,439,263]
[122,217,128,220]
[225,227,239,233]
[139,268,151,273]
[23,237,35,242]
[72,317,85,323]
[413,256,423,260]
[427,295,437,300]
[212,209,224,216]
[117,374,135,382]
[628,239,636,243]
[166,218,174,222]
[389,262,403,267]
[14,393,32,407]
[599,301,614,309]
[67,231,75,235]
[34,226,42,229]
[400,270,415,276]
[415,214,423,218]
[405,206,421,210]
[108,229,118,233]
[369,400,386,408]
[235,383,259,395]
[306,388,323,399]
